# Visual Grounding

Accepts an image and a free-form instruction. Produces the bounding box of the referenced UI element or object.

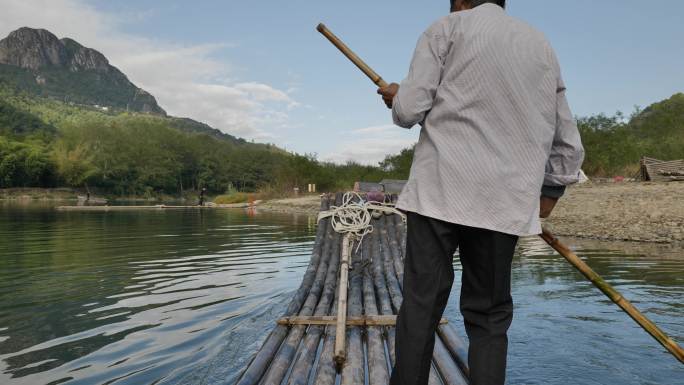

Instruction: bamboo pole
[384,215,405,288]
[341,240,365,384]
[316,23,388,88]
[333,233,352,370]
[286,231,342,385]
[236,195,331,385]
[260,221,340,383]
[376,217,444,385]
[540,228,684,364]
[361,238,391,385]
[433,336,469,385]
[313,261,341,385]
[377,218,404,312]
[437,323,470,378]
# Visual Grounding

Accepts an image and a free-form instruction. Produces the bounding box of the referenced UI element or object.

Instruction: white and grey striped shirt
[393,3,584,236]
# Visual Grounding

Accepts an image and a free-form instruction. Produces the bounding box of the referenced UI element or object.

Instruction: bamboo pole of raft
[540,228,684,364]
[437,323,470,378]
[376,218,443,385]
[377,218,404,312]
[433,336,469,385]
[341,239,364,384]
[333,233,352,370]
[236,195,331,385]
[361,238,391,384]
[260,215,341,383]
[286,231,342,385]
[384,215,405,288]
[313,194,346,385]
[313,243,342,385]
[316,23,388,88]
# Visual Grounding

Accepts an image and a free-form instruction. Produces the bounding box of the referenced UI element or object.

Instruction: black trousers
[390,211,519,385]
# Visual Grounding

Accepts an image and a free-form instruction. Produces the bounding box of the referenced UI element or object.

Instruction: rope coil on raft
[317,191,406,250]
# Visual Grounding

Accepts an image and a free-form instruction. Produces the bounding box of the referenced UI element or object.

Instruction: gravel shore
[544,182,683,244]
[258,196,322,215]
[261,183,684,244]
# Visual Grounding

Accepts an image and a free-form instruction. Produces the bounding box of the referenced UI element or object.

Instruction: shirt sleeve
[392,30,445,128]
[543,74,585,186]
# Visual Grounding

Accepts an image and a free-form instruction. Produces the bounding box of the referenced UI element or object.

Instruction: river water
[0,202,682,384]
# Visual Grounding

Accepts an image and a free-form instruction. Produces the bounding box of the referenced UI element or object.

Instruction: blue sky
[2,0,684,164]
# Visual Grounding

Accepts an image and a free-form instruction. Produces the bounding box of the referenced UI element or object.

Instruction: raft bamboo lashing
[235,192,471,384]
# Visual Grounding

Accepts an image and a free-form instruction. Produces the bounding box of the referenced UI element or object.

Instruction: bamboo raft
[55,201,261,211]
[236,193,470,385]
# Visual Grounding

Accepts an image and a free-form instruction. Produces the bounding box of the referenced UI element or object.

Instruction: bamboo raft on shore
[55,201,262,211]
[236,192,470,385]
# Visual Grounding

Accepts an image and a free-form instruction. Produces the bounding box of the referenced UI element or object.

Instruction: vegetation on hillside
[0,85,399,196]
[1,78,682,197]
[380,94,684,179]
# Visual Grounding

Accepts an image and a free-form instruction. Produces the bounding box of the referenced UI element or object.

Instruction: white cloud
[322,124,417,165]
[0,0,297,140]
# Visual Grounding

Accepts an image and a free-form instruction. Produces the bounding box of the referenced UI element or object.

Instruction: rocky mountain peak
[0,27,166,115]
[0,27,112,72]
[0,27,68,70]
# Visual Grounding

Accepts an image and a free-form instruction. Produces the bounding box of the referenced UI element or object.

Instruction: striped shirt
[393,4,584,236]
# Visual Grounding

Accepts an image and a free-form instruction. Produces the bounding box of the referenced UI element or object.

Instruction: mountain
[0,27,165,115]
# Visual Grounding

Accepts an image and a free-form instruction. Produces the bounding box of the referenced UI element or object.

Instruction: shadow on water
[0,202,682,384]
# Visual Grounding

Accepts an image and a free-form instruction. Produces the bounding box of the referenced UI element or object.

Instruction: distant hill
[0,27,165,115]
[629,92,684,140]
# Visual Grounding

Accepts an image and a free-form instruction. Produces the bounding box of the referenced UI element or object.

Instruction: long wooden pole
[540,228,684,364]
[317,23,388,88]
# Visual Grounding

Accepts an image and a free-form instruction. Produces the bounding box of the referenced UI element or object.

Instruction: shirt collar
[476,3,504,12]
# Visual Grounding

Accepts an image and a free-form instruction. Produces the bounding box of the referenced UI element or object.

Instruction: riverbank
[544,182,683,244]
[0,187,198,203]
[0,187,80,201]
[258,183,684,244]
[258,195,322,215]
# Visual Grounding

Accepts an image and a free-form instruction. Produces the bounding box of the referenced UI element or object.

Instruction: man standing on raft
[377,1,584,384]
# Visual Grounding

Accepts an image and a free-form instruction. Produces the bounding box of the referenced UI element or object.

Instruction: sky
[1,0,683,165]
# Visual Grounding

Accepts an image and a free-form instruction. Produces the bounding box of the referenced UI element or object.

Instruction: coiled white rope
[317,192,406,247]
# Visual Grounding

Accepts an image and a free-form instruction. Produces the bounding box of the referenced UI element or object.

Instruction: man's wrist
[541,185,566,199]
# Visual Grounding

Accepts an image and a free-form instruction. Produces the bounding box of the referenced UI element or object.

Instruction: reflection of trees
[0,206,316,376]
[514,236,684,290]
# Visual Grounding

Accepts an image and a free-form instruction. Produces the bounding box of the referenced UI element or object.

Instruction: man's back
[393,3,583,236]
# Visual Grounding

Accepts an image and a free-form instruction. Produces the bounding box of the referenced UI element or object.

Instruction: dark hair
[451,0,506,9]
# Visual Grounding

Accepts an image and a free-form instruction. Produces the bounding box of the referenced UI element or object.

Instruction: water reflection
[0,204,316,384]
[0,203,682,385]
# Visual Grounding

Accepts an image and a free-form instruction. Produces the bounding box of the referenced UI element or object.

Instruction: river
[0,202,682,384]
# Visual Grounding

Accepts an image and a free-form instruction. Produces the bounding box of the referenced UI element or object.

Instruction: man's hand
[377,83,400,109]
[539,196,559,218]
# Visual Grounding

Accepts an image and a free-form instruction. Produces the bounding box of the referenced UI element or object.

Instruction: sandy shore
[260,183,684,244]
